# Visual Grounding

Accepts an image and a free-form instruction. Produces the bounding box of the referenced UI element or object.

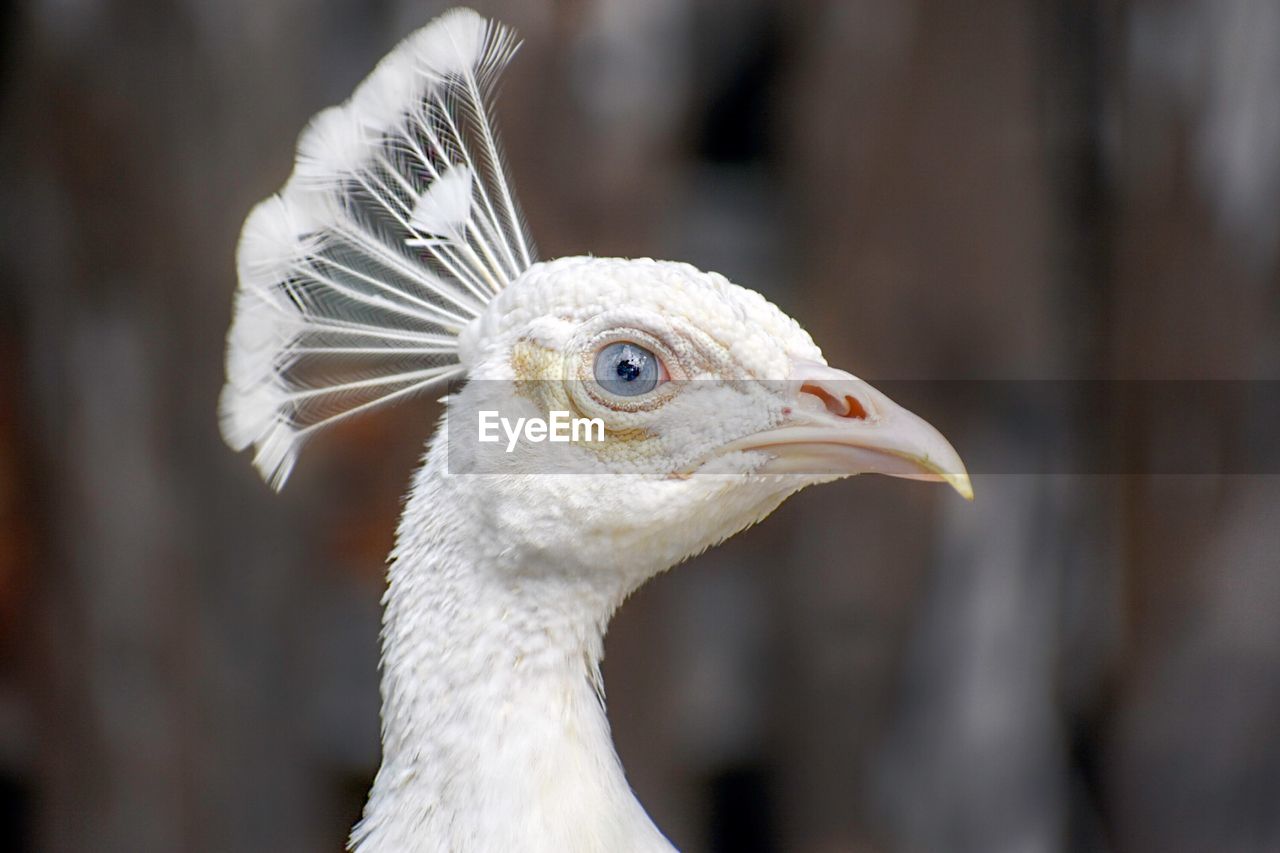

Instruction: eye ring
[593,340,668,397]
[568,322,683,417]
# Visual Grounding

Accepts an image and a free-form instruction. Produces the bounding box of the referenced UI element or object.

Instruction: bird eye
[594,341,662,397]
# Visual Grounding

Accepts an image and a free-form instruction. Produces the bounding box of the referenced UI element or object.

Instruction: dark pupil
[615,357,642,382]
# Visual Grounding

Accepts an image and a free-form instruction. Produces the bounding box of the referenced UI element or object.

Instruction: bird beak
[719,360,973,500]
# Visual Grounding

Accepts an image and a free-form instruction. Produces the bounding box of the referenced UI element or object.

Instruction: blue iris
[594,342,659,396]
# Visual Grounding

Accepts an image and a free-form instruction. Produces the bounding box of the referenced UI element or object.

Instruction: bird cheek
[509,339,569,382]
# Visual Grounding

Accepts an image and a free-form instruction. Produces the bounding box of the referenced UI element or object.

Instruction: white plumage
[221,8,529,487]
[220,9,971,851]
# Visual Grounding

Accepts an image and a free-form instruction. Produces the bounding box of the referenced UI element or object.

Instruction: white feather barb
[220,7,535,488]
[408,163,474,242]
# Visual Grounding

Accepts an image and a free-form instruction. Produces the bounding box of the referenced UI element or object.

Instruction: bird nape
[219,8,972,852]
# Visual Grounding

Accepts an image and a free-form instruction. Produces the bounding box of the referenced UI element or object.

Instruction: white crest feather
[408,163,474,241]
[220,7,535,488]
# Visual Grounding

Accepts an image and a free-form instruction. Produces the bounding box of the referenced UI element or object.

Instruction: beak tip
[945,472,975,501]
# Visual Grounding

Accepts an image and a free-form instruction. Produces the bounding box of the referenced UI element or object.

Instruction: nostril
[800,383,869,419]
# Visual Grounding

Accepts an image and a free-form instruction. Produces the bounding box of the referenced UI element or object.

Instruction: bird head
[435,256,971,581]
[219,7,970,585]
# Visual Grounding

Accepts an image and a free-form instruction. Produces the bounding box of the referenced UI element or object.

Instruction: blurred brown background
[1,0,1279,851]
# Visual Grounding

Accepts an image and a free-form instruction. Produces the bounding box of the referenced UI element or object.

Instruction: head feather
[220,7,535,488]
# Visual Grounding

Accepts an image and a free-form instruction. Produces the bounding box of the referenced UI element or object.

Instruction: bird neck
[351,444,674,853]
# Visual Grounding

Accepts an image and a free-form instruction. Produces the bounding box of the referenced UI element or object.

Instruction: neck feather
[350,441,674,853]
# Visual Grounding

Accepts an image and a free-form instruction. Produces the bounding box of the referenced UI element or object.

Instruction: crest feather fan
[219,7,534,488]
